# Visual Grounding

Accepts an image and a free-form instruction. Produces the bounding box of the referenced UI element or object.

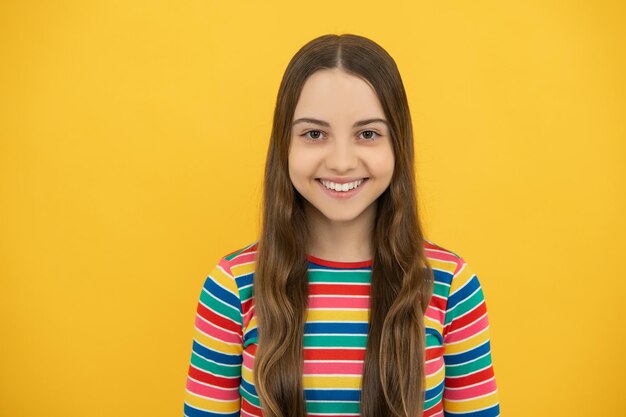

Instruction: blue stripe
[204,274,241,313]
[433,269,453,286]
[243,328,258,345]
[447,275,480,309]
[192,341,242,365]
[445,404,500,417]
[240,377,258,396]
[305,389,360,401]
[426,326,443,344]
[444,340,491,365]
[305,322,368,334]
[184,403,240,417]
[236,272,253,289]
[424,378,444,401]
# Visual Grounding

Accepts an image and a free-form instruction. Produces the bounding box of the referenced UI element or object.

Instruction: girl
[183,34,499,417]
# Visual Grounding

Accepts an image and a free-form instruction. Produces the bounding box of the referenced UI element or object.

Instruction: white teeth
[320,179,364,192]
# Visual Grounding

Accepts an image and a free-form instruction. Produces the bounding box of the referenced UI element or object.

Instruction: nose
[324,137,358,173]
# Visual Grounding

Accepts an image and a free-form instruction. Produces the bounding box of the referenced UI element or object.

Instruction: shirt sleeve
[183,257,244,417]
[442,260,500,416]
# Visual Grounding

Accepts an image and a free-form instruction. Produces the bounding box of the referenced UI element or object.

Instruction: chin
[319,209,366,224]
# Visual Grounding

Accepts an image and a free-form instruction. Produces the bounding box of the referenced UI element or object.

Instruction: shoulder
[423,239,466,279]
[423,239,481,296]
[211,242,259,303]
[200,242,258,307]
[218,241,259,276]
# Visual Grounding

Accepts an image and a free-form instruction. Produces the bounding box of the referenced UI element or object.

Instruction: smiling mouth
[316,178,369,192]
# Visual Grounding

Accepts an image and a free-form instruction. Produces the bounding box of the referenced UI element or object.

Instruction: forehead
[293,68,385,120]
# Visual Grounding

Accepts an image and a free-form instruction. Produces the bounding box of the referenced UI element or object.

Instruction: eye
[302,130,325,141]
[359,130,380,141]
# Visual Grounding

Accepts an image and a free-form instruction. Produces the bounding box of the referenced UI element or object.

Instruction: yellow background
[1,1,624,416]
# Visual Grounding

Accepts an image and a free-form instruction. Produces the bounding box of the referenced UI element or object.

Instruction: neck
[304,202,376,263]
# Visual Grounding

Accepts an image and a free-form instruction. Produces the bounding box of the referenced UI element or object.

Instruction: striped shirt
[183,240,500,416]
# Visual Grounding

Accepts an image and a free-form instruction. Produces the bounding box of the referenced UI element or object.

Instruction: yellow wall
[1,1,624,416]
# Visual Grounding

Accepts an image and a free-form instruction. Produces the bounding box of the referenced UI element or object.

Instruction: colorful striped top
[183,240,500,417]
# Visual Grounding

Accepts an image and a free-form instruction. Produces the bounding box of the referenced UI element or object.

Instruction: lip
[316,178,368,199]
[316,177,368,184]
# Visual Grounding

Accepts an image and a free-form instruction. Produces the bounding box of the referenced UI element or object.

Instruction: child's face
[288,68,394,225]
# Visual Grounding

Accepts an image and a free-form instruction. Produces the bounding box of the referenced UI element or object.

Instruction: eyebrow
[292,117,389,128]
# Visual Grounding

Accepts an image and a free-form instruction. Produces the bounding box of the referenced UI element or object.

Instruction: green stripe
[239,285,252,301]
[224,242,257,261]
[243,335,258,348]
[433,281,449,297]
[425,333,441,348]
[424,388,444,410]
[200,289,241,323]
[303,334,367,348]
[306,401,360,414]
[308,270,371,283]
[444,288,484,326]
[445,353,493,377]
[191,352,241,377]
[240,385,261,407]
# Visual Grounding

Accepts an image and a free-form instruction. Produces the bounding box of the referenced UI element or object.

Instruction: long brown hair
[254,33,434,417]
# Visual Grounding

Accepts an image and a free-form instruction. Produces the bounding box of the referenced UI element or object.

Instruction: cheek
[289,145,321,176]
[288,147,311,184]
[368,148,395,177]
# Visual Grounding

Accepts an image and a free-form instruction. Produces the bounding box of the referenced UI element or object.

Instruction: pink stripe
[303,361,363,375]
[186,376,240,401]
[218,258,231,270]
[425,357,444,375]
[242,349,256,369]
[425,302,445,322]
[443,379,497,400]
[425,248,465,275]
[444,315,488,343]
[242,303,255,328]
[424,248,461,264]
[232,251,256,265]
[195,315,242,344]
[308,296,369,309]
